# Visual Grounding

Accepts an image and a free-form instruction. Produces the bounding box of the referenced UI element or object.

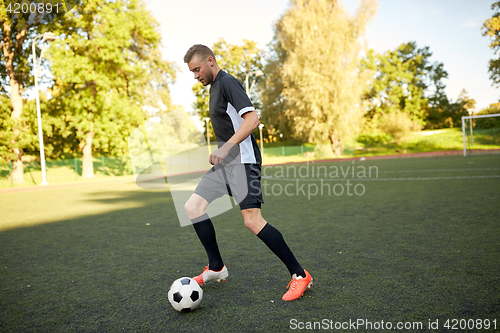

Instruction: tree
[482,1,500,89]
[47,0,175,178]
[425,89,475,129]
[258,34,294,143]
[191,38,264,142]
[475,102,500,129]
[0,0,76,183]
[363,41,475,132]
[265,0,377,156]
[362,42,448,129]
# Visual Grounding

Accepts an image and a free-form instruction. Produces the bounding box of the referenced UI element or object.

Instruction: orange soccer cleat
[192,265,228,286]
[282,270,313,301]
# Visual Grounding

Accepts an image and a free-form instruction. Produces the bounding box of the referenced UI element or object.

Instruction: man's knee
[242,209,266,234]
[243,215,258,230]
[184,198,205,219]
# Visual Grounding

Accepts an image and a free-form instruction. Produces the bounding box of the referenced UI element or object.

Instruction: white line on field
[262,175,500,181]
[378,168,500,174]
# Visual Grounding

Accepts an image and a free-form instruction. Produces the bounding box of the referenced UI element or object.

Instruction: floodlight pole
[258,123,264,155]
[468,110,474,149]
[245,70,264,96]
[203,117,211,146]
[462,116,467,157]
[203,117,212,156]
[33,32,56,186]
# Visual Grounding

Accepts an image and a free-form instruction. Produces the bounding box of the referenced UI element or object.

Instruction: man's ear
[207,56,215,67]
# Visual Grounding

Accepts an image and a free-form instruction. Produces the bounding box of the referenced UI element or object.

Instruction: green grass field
[1,154,499,332]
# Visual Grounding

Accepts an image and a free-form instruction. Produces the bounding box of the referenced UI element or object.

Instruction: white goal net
[462,113,500,156]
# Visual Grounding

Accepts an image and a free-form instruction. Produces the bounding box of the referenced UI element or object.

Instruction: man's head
[184,44,220,86]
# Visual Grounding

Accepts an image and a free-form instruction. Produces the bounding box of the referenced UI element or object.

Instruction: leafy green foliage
[482,1,500,88]
[425,89,475,130]
[1,0,78,28]
[46,0,176,177]
[362,42,448,127]
[475,103,500,129]
[0,0,72,182]
[258,36,293,144]
[0,96,17,161]
[264,0,378,156]
[0,95,37,161]
[0,0,63,96]
[377,110,420,144]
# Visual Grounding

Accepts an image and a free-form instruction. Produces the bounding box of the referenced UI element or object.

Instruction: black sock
[192,214,224,272]
[257,223,305,278]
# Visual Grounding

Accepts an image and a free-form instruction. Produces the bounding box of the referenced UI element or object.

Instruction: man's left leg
[185,193,228,284]
[241,208,312,301]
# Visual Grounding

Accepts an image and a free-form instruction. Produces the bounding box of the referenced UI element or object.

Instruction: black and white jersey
[209,70,262,164]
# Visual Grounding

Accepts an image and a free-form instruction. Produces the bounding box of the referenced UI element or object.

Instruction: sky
[145,0,498,116]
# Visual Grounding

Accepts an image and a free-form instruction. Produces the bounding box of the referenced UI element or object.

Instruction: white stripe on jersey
[238,106,255,117]
[226,102,257,164]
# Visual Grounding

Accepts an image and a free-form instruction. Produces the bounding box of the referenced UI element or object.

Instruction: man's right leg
[184,194,227,284]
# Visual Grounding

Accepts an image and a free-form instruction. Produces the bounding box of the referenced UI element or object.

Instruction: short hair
[184,44,216,64]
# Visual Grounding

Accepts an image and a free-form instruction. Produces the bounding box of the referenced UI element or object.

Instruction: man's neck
[213,67,221,79]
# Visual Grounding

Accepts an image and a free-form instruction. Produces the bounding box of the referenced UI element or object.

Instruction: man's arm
[209,111,260,165]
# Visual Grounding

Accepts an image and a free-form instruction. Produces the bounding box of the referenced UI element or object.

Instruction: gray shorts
[194,164,264,210]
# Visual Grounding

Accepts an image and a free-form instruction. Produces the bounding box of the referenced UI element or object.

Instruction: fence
[262,142,357,164]
[0,144,361,188]
[0,145,321,188]
[0,156,132,188]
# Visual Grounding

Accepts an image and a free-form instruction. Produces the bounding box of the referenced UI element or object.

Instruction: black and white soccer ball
[168,277,203,312]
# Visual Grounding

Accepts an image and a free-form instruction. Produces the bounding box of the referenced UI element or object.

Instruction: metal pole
[469,117,474,149]
[10,160,13,187]
[74,157,78,180]
[249,79,257,96]
[33,35,48,185]
[245,73,249,95]
[258,124,264,156]
[245,70,264,96]
[203,117,211,155]
[462,116,466,157]
[206,120,210,146]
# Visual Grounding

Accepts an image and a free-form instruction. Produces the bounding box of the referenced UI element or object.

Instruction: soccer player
[183,44,312,301]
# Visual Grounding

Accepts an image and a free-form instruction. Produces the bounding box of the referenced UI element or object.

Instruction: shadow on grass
[0,186,211,331]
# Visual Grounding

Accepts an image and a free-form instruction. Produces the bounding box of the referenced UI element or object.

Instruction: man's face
[188,55,214,86]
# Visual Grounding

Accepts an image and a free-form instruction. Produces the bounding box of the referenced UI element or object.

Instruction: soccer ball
[168,277,203,312]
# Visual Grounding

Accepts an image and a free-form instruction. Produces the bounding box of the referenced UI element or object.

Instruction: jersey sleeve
[221,76,255,116]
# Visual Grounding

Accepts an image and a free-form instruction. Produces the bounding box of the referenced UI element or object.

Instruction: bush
[474,103,500,129]
[378,111,420,144]
[357,133,393,146]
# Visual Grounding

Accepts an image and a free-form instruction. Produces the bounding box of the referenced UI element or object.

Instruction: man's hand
[210,143,234,165]
[209,111,260,165]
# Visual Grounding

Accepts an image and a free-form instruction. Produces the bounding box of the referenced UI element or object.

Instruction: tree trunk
[330,135,343,156]
[10,78,25,184]
[9,76,24,118]
[81,131,95,179]
[3,20,26,184]
[11,152,25,184]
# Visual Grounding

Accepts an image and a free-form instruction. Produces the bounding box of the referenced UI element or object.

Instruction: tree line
[1,0,499,185]
[193,0,488,157]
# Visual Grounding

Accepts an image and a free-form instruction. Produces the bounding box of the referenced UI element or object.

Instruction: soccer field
[1,154,499,332]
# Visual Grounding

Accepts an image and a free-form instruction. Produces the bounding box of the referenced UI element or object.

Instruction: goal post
[462,113,500,156]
